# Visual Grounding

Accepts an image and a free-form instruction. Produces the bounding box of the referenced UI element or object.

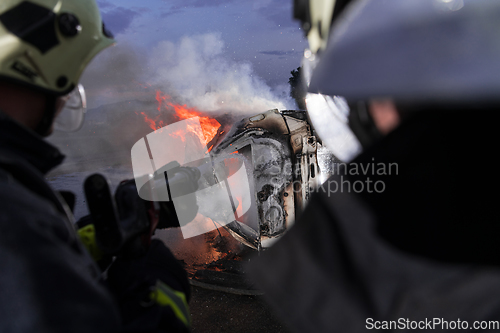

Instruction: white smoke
[148,33,293,113]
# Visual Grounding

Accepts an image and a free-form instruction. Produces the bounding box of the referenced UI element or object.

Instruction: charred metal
[212,109,324,250]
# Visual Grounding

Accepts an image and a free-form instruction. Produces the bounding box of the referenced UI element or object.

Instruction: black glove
[107,240,191,332]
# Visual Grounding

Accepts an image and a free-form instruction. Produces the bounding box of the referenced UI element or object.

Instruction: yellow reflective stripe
[77,224,102,261]
[150,280,191,327]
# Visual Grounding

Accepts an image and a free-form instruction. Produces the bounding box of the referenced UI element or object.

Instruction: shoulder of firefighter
[0,111,191,332]
[0,112,120,332]
[248,0,500,332]
[0,0,191,331]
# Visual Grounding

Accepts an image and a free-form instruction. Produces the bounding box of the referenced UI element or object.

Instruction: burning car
[132,94,336,251]
[208,108,328,250]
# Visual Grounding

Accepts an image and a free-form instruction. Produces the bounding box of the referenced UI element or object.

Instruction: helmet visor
[306,93,362,162]
[54,84,87,132]
[302,51,362,162]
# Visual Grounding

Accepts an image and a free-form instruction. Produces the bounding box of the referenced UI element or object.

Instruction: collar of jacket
[0,111,65,174]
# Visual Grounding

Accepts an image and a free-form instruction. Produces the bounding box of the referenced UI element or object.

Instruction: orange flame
[159,91,221,146]
[235,197,243,217]
[141,111,165,131]
[139,90,221,149]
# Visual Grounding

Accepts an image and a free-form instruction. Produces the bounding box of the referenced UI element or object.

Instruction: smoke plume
[147,33,291,113]
[81,33,292,113]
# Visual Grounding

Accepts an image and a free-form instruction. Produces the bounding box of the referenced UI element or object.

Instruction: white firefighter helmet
[0,0,114,95]
[0,0,115,133]
[296,0,500,161]
[309,0,500,103]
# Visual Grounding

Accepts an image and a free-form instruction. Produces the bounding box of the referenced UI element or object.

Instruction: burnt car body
[210,109,324,250]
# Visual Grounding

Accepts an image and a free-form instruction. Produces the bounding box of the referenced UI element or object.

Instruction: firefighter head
[0,0,115,135]
[294,0,500,161]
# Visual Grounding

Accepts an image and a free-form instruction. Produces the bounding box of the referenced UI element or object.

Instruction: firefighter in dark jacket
[0,0,190,332]
[249,0,500,332]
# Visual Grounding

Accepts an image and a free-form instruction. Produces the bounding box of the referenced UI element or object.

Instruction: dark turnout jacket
[249,110,500,332]
[0,113,120,332]
[0,112,191,332]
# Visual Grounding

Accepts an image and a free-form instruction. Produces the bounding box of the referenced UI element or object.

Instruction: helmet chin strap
[35,95,57,137]
[348,101,382,150]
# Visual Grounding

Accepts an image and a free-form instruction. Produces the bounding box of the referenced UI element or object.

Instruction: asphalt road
[190,285,290,333]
